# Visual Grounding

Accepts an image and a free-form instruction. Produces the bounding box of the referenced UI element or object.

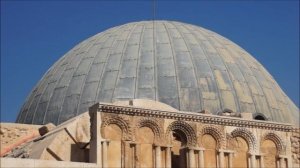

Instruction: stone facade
[89,101,298,168]
[1,100,299,168]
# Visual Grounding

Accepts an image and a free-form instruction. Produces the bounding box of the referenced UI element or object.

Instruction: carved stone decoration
[166,121,197,147]
[231,128,257,153]
[101,115,132,140]
[135,118,164,143]
[261,132,286,154]
[199,125,226,149]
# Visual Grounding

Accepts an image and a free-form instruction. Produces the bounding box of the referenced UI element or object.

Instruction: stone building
[1,21,299,168]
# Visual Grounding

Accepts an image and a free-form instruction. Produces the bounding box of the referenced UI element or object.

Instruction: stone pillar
[250,153,256,168]
[155,145,161,168]
[135,143,141,168]
[124,141,132,168]
[188,148,195,168]
[286,157,291,168]
[199,149,204,168]
[219,150,224,168]
[88,111,102,165]
[102,140,109,168]
[166,146,172,168]
[228,152,233,168]
[260,155,265,168]
[279,156,285,168]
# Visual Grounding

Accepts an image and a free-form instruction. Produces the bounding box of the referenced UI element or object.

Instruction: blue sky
[1,0,299,122]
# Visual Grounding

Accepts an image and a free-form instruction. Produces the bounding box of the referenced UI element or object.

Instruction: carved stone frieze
[261,131,286,154]
[231,128,257,153]
[96,103,293,132]
[135,117,164,143]
[199,125,226,149]
[101,115,132,140]
[166,121,197,147]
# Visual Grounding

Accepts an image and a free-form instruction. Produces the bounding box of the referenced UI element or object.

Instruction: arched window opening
[171,130,187,168]
[254,113,267,121]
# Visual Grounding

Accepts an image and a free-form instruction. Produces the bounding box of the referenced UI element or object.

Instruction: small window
[253,113,267,120]
[254,115,266,120]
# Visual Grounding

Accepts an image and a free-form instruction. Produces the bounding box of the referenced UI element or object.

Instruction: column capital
[219,149,235,153]
[278,155,288,158]
[189,147,205,151]
[100,139,110,142]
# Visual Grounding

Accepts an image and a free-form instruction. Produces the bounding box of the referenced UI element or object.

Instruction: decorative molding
[199,125,226,149]
[231,128,257,153]
[261,132,286,154]
[166,121,197,147]
[101,115,132,140]
[135,117,164,142]
[95,103,293,132]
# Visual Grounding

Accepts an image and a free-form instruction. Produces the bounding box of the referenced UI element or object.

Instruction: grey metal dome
[16,21,299,125]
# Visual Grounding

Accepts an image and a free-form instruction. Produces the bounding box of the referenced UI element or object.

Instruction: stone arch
[231,128,257,153]
[261,132,285,154]
[166,121,197,147]
[101,115,131,140]
[253,112,268,121]
[199,125,226,149]
[136,118,163,142]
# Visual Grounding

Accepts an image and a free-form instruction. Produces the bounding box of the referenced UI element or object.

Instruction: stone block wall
[291,128,300,167]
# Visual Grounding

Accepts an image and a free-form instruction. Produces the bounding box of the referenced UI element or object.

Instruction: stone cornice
[92,103,294,132]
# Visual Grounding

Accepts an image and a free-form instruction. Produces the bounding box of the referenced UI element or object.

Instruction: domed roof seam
[93,25,127,103]
[41,46,85,124]
[153,21,158,101]
[56,39,97,124]
[36,46,83,124]
[170,21,203,111]
[31,56,67,124]
[204,30,242,113]
[74,31,116,118]
[186,24,223,113]
[23,69,55,124]
[163,21,182,110]
[246,60,277,122]
[134,23,146,98]
[111,23,139,102]
[218,37,260,115]
[78,26,121,112]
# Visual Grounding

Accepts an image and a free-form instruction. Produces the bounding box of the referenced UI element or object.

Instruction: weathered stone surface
[0,123,41,156]
[291,129,300,167]
[1,102,298,168]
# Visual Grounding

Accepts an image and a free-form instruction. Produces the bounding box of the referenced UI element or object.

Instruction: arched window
[171,130,188,168]
[253,113,267,121]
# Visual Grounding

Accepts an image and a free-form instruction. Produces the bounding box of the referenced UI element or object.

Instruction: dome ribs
[17,21,298,125]
[110,23,139,102]
[168,21,202,112]
[135,22,155,100]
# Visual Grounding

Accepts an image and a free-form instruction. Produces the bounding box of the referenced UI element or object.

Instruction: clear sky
[1,0,299,122]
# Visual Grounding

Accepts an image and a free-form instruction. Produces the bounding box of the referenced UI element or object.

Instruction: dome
[16,21,299,125]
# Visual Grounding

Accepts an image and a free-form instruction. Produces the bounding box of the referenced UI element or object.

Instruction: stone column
[188,148,195,168]
[102,140,109,168]
[219,150,224,168]
[286,157,291,168]
[260,155,265,168]
[228,152,233,168]
[89,111,102,165]
[250,153,256,168]
[135,143,141,168]
[166,146,172,168]
[124,141,131,168]
[199,149,204,168]
[155,145,161,168]
[279,157,285,168]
